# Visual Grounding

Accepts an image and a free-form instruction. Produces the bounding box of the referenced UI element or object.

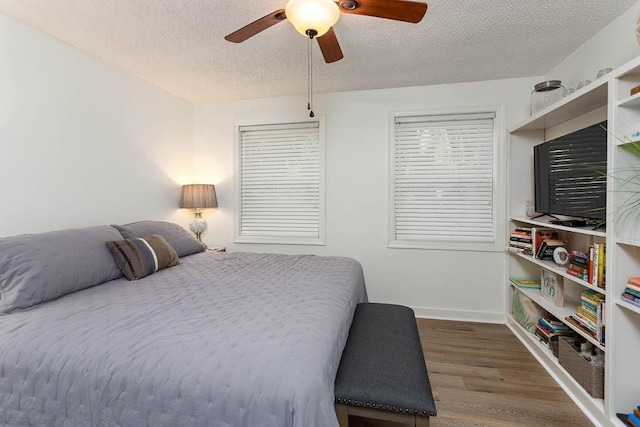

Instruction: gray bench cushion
[334,303,437,417]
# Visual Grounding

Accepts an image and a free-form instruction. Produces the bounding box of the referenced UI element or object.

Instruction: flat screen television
[534,120,607,221]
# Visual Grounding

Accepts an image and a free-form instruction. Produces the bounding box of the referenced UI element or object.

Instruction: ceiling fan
[224,0,428,63]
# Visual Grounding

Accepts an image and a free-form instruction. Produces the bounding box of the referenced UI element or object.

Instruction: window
[235,120,325,245]
[390,111,502,251]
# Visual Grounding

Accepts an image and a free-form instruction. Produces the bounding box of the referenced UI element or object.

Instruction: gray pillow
[112,221,205,257]
[0,225,124,315]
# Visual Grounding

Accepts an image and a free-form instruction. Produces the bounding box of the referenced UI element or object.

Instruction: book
[625,286,640,299]
[506,245,531,255]
[580,298,599,313]
[508,241,533,249]
[534,325,551,347]
[566,267,588,281]
[588,245,594,284]
[532,227,558,259]
[628,277,640,287]
[621,293,640,309]
[509,236,532,245]
[567,264,588,274]
[510,230,532,239]
[567,314,598,335]
[538,318,575,336]
[510,278,541,289]
[577,306,597,323]
[590,242,607,288]
[627,282,640,294]
[616,413,632,427]
[622,292,640,304]
[536,239,566,260]
[581,289,604,304]
[596,301,605,344]
[569,250,589,260]
[568,251,589,269]
[538,316,570,332]
[536,320,554,338]
[573,289,606,345]
[598,243,606,289]
[592,243,600,286]
[565,316,596,338]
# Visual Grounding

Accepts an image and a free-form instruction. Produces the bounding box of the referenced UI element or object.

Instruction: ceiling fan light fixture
[285,0,340,37]
[338,0,358,11]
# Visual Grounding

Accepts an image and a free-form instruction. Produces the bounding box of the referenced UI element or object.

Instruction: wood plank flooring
[348,319,593,427]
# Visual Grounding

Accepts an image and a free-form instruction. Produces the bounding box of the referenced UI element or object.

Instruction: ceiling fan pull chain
[308,36,314,118]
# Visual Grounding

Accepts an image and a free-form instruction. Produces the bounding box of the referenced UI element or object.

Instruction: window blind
[393,112,496,243]
[239,121,321,241]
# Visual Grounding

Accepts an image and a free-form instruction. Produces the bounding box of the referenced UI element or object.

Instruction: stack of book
[509,277,541,289]
[507,227,532,255]
[621,277,640,309]
[534,316,575,349]
[588,243,606,289]
[566,289,605,345]
[566,251,589,281]
[622,407,640,427]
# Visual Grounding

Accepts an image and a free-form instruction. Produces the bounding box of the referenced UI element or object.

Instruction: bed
[0,221,367,427]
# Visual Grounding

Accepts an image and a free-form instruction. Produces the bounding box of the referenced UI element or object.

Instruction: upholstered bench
[334,303,437,427]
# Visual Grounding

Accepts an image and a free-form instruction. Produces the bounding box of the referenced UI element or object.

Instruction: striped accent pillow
[106,234,180,281]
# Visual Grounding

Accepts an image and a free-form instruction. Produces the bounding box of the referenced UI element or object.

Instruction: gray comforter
[0,251,367,427]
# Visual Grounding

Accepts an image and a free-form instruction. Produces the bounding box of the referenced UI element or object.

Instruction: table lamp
[179,184,218,242]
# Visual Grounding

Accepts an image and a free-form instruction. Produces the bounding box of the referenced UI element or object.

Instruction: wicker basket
[558,336,604,398]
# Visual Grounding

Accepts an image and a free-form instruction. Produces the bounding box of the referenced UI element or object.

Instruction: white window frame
[234,116,326,246]
[388,106,505,252]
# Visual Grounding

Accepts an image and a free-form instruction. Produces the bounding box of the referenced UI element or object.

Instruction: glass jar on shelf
[530,80,565,115]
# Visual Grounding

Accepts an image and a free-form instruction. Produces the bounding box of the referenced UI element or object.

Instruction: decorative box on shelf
[541,269,564,306]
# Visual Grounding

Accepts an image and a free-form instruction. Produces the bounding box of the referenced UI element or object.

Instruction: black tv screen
[534,121,607,220]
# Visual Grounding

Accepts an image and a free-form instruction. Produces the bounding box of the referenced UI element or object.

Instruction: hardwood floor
[348,319,594,427]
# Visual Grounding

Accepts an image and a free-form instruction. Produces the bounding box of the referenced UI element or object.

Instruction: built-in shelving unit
[507,55,640,426]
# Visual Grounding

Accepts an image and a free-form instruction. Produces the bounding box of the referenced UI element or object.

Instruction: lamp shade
[180,184,218,209]
[285,0,340,37]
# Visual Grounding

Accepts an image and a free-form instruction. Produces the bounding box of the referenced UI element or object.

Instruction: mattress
[0,251,367,427]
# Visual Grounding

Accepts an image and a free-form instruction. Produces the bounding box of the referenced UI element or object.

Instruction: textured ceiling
[0,0,636,103]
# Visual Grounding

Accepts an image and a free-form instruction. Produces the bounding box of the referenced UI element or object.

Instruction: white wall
[545,1,640,90]
[194,77,537,322]
[0,14,194,237]
[5,0,637,321]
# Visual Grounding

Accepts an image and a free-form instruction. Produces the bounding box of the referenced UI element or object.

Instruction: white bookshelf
[507,54,640,425]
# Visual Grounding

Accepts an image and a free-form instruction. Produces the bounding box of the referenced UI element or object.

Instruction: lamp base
[189,211,207,242]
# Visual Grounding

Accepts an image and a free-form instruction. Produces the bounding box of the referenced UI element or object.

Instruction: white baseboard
[410,305,506,324]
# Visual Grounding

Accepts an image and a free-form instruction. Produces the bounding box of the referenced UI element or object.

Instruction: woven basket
[558,336,604,398]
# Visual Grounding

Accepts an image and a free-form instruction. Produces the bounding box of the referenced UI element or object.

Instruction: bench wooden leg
[336,403,431,427]
[416,414,430,427]
[335,403,349,427]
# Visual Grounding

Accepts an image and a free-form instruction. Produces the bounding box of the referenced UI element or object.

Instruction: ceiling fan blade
[339,0,427,23]
[316,27,344,63]
[225,9,287,43]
